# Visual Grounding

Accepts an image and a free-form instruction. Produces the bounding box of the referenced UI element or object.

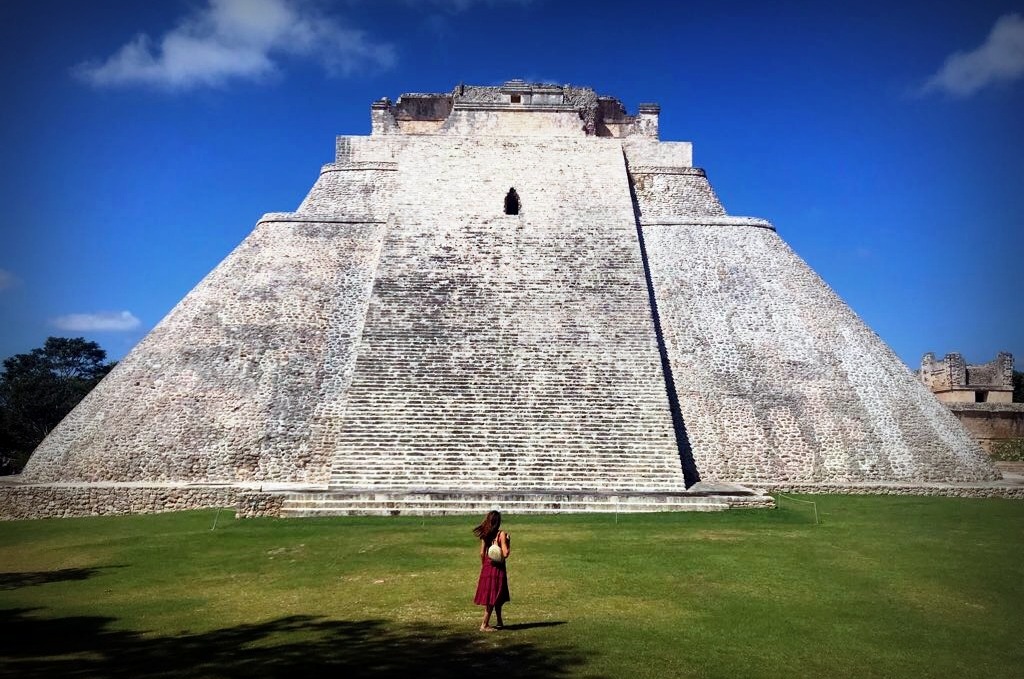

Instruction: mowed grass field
[1,495,1022,678]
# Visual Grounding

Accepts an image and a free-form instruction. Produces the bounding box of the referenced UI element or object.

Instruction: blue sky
[0,0,1021,371]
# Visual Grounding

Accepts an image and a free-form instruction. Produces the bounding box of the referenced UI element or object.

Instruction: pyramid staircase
[278,483,774,517]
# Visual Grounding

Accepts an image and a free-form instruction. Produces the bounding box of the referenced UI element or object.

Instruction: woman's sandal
[480,625,497,632]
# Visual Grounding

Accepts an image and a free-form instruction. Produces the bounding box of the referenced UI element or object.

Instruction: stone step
[276,490,774,517]
[329,471,684,478]
[329,463,683,467]
[329,479,684,484]
[289,493,723,504]
[329,474,684,481]
[327,484,689,493]
[330,472,681,476]
[330,464,681,468]
[330,473,682,477]
[280,500,729,517]
[329,469,685,476]
[281,505,727,517]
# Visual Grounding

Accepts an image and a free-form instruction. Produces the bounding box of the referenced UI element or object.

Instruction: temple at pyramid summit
[2,80,1008,518]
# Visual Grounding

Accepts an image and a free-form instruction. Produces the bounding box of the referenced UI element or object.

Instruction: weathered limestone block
[328,135,685,493]
[642,218,999,484]
[761,482,1024,499]
[630,168,726,218]
[22,218,385,485]
[298,164,397,217]
[946,403,1024,450]
[235,491,286,518]
[0,485,237,520]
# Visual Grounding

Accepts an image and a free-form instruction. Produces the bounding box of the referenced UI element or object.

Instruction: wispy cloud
[0,268,17,292]
[408,0,534,10]
[51,311,142,332]
[74,0,396,90]
[920,13,1024,97]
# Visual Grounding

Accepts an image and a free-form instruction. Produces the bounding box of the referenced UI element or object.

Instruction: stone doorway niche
[504,187,520,215]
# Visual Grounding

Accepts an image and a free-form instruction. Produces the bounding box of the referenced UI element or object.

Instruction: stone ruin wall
[920,352,1014,404]
[920,352,961,392]
[979,354,1014,387]
[919,352,1021,450]
[947,403,1024,451]
[371,82,657,139]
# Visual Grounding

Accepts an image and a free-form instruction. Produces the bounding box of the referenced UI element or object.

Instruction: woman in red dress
[473,510,511,632]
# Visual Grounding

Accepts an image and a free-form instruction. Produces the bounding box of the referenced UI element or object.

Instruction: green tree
[0,337,115,474]
[1015,370,1023,403]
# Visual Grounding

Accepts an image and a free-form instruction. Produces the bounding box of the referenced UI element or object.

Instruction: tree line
[0,337,115,474]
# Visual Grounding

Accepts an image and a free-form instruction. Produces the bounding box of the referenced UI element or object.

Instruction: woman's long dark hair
[473,510,501,543]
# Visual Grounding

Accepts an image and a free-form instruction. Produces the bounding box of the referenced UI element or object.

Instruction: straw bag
[487,535,504,564]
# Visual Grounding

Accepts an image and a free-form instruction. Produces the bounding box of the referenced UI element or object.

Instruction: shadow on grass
[503,621,567,631]
[0,608,593,679]
[0,567,115,590]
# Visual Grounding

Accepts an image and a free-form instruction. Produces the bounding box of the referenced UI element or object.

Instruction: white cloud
[920,13,1024,97]
[51,311,142,332]
[423,0,532,6]
[74,0,396,90]
[407,0,533,9]
[0,269,17,291]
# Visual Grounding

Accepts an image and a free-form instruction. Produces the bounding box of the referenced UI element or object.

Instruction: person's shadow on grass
[501,621,567,631]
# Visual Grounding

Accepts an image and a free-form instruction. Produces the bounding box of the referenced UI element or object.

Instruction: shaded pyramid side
[642,218,1000,484]
[21,215,386,484]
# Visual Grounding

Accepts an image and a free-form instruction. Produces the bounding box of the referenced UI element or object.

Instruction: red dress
[474,533,510,606]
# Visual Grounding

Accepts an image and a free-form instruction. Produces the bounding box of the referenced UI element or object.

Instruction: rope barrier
[775,493,819,524]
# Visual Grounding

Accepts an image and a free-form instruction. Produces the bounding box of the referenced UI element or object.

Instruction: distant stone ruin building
[1,81,1007,518]
[920,352,1023,451]
[919,352,1014,403]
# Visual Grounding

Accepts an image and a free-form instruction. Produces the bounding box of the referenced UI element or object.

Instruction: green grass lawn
[1,495,1022,678]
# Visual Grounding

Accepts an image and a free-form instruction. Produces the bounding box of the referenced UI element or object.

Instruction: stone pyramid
[13,81,999,516]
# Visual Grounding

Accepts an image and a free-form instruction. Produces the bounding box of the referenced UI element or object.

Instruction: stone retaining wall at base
[3,481,1020,520]
[0,485,285,520]
[726,497,776,509]
[760,483,1024,499]
[236,492,286,519]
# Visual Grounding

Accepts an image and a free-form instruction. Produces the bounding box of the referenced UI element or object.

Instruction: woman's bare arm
[499,531,511,558]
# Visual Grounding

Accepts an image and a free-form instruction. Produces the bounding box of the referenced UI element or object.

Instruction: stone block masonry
[328,135,686,493]
[640,218,997,484]
[946,403,1024,451]
[21,216,387,485]
[920,352,1014,404]
[3,81,1004,519]
[0,482,286,520]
